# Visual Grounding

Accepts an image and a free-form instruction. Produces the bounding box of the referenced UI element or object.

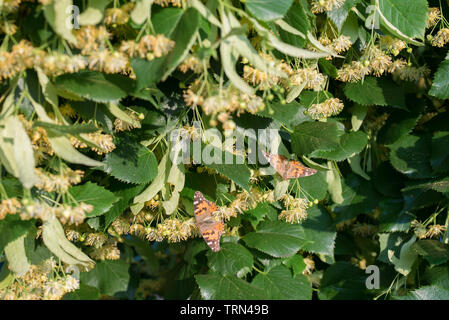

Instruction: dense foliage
[0,0,449,300]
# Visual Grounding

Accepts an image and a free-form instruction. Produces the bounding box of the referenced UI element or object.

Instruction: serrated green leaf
[291,122,341,157]
[258,101,308,126]
[429,60,449,99]
[103,136,158,184]
[132,8,200,90]
[378,198,413,233]
[68,182,118,217]
[34,122,99,135]
[294,170,328,201]
[252,265,312,299]
[152,8,183,36]
[333,173,380,223]
[297,205,337,256]
[378,109,420,145]
[244,206,335,258]
[378,0,427,40]
[0,215,34,254]
[344,77,386,106]
[104,182,147,231]
[55,71,135,103]
[243,221,304,258]
[195,273,267,300]
[133,152,170,205]
[205,147,251,192]
[431,131,449,173]
[243,202,277,228]
[319,262,370,300]
[327,0,360,31]
[388,134,433,179]
[207,242,253,278]
[310,131,368,162]
[245,0,293,21]
[63,284,101,300]
[412,240,449,266]
[277,2,309,48]
[80,260,130,296]
[283,254,306,276]
[395,279,449,300]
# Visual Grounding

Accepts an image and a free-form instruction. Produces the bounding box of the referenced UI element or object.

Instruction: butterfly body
[193,191,224,252]
[262,151,317,180]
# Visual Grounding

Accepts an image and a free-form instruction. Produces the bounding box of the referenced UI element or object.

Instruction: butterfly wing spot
[194,191,223,252]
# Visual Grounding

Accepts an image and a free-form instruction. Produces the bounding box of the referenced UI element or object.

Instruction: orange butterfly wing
[263,151,317,180]
[193,191,224,252]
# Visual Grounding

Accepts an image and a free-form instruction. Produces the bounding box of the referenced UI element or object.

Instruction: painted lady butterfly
[193,191,224,252]
[262,150,317,180]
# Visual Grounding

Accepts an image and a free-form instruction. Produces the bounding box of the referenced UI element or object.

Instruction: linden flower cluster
[19,199,93,226]
[0,21,18,35]
[427,7,441,28]
[40,53,87,76]
[151,218,199,243]
[306,97,344,120]
[392,63,431,82]
[184,82,265,116]
[89,239,121,260]
[70,131,116,155]
[242,53,293,90]
[18,115,53,160]
[379,35,407,56]
[0,258,79,300]
[179,55,203,74]
[154,0,182,7]
[64,225,121,260]
[0,198,21,220]
[318,35,352,56]
[278,194,309,224]
[0,0,22,13]
[302,257,315,275]
[71,26,174,75]
[290,67,326,91]
[0,40,38,80]
[411,220,447,239]
[34,167,84,193]
[104,3,134,26]
[120,34,175,61]
[113,110,143,132]
[311,0,345,13]
[429,28,449,47]
[1,198,91,226]
[74,25,111,55]
[337,46,394,81]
